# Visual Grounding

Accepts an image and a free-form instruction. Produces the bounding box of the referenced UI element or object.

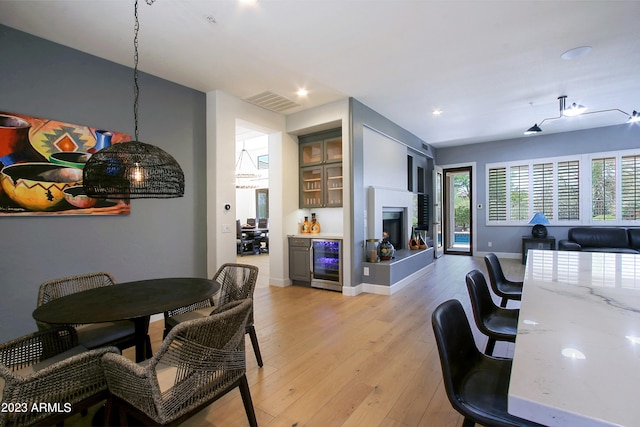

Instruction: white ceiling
[1,0,639,148]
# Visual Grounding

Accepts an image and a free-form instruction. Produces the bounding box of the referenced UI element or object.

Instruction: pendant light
[83,0,184,199]
[524,95,639,136]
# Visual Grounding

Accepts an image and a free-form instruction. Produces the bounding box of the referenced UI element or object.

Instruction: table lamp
[529,212,550,238]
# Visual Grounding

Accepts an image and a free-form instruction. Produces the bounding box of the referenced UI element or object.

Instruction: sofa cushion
[628,229,640,250]
[582,247,640,254]
[567,227,630,249]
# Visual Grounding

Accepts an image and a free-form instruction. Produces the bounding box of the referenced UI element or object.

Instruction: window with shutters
[591,157,616,221]
[510,165,529,221]
[621,154,640,221]
[557,160,580,221]
[532,163,553,219]
[486,148,639,226]
[488,167,506,221]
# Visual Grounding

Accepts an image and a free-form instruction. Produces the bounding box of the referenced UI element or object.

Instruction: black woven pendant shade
[83,141,184,199]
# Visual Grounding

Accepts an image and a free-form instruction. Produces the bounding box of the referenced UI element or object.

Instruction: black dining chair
[484,253,523,307]
[431,299,545,427]
[465,269,518,356]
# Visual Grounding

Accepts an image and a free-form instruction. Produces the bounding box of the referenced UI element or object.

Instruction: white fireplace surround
[367,186,413,245]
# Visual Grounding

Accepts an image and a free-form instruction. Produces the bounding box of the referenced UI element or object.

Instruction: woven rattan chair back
[0,326,119,427]
[103,299,257,426]
[36,272,117,330]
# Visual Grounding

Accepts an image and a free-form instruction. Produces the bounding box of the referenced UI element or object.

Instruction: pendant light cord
[133,0,156,141]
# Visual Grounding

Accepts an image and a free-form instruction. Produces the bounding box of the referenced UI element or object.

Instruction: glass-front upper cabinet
[299,128,342,208]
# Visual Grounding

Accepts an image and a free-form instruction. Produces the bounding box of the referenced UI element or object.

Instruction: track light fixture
[524,95,638,135]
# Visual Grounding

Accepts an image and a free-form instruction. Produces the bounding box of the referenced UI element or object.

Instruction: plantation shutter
[557,160,580,220]
[621,154,640,220]
[532,163,554,219]
[488,167,507,221]
[510,165,529,221]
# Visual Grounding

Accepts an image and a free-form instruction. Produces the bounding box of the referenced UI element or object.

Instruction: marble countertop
[509,250,640,427]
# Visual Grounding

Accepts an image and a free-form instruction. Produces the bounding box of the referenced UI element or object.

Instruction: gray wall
[0,25,207,342]
[435,124,640,255]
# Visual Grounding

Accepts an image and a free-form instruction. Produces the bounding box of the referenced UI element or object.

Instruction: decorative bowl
[1,162,83,211]
[49,152,91,169]
[63,185,97,209]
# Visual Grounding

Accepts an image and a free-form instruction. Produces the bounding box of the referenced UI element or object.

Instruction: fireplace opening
[382,209,404,250]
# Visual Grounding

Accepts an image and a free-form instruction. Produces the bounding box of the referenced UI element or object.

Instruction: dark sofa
[558,227,640,254]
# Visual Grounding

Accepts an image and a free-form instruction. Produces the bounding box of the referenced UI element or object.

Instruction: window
[488,167,506,221]
[510,165,529,221]
[591,157,616,221]
[486,148,640,226]
[621,154,640,220]
[532,163,553,219]
[557,160,579,221]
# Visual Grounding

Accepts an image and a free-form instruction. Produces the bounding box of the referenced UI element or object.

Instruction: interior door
[443,167,472,256]
[433,166,443,258]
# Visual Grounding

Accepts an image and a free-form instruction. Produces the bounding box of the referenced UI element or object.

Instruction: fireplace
[367,187,413,251]
[382,209,404,249]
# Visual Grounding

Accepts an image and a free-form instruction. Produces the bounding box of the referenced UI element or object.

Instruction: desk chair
[237,219,258,256]
[37,272,150,354]
[484,253,523,307]
[0,326,118,427]
[103,299,257,426]
[465,270,518,356]
[164,263,263,367]
[431,299,545,427]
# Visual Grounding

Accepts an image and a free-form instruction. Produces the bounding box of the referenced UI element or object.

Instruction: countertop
[288,234,343,239]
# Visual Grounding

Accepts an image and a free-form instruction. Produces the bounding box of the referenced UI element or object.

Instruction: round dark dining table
[32,277,219,362]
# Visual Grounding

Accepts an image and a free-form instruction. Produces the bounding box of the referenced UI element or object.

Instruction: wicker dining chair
[103,299,257,426]
[0,326,119,427]
[163,263,263,367]
[37,272,150,353]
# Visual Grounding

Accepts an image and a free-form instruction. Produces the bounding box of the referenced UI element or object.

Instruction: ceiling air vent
[244,91,299,113]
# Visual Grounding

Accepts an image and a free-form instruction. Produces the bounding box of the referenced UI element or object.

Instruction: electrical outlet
[488,241,492,247]
[222,224,231,233]
[363,267,370,276]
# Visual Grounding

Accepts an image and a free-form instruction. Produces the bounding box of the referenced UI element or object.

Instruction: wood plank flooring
[67,254,524,427]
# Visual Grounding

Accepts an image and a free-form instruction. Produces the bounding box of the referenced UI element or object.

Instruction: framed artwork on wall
[0,111,131,216]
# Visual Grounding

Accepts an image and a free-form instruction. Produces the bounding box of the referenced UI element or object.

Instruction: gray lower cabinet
[289,237,311,285]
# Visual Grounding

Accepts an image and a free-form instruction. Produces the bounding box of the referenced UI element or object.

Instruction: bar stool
[431,299,545,427]
[484,253,523,308]
[465,269,518,356]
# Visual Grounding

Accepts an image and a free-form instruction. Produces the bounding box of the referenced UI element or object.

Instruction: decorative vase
[366,239,380,263]
[418,230,428,249]
[409,227,420,250]
[89,130,113,154]
[310,212,321,234]
[300,216,310,233]
[379,239,395,260]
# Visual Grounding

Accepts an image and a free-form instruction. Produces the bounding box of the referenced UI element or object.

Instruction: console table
[521,235,555,264]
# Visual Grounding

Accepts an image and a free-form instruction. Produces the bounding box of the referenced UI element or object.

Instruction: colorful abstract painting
[0,111,131,216]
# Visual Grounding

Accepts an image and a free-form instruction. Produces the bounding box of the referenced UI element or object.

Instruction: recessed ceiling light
[239,0,258,5]
[296,88,308,97]
[561,46,592,60]
[432,109,442,116]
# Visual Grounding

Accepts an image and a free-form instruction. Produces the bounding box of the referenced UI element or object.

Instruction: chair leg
[145,335,152,357]
[239,375,258,427]
[500,297,508,308]
[247,325,263,367]
[462,417,475,426]
[485,337,496,356]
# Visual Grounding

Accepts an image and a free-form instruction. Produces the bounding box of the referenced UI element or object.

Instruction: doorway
[443,167,472,255]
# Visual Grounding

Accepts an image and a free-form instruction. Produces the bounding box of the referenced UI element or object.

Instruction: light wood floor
[68,254,524,427]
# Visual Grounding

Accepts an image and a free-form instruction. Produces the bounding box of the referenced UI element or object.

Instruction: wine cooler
[311,239,342,292]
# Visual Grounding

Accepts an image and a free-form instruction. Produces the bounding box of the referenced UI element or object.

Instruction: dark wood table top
[33,277,219,325]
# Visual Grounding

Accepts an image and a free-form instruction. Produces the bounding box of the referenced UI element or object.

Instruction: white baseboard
[475,251,520,260]
[351,262,435,296]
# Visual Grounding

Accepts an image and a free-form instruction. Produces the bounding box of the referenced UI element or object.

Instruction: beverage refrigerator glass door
[311,239,342,291]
